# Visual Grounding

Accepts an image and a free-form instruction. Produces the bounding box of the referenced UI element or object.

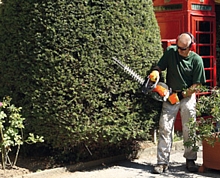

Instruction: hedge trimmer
[111,57,170,102]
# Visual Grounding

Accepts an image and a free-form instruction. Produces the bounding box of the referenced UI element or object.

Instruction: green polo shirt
[157,46,206,91]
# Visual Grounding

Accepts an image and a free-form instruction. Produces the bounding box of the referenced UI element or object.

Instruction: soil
[0,155,61,178]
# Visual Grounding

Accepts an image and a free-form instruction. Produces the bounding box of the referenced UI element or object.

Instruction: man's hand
[149,70,159,82]
[168,92,183,105]
[182,84,201,97]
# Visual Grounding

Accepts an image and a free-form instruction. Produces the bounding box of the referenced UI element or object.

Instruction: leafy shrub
[0,96,43,169]
[0,0,163,161]
[185,88,220,151]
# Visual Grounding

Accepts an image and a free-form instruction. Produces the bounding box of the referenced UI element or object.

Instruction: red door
[191,16,217,87]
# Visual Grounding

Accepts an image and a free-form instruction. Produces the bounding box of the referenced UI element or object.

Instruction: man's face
[177,41,190,58]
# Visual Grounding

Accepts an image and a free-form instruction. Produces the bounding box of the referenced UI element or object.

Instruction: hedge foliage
[0,0,163,160]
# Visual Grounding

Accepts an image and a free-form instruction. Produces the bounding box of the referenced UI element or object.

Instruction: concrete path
[58,151,220,178]
[16,141,220,178]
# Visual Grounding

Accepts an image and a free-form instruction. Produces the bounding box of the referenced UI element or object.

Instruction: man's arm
[182,83,201,98]
[153,66,161,73]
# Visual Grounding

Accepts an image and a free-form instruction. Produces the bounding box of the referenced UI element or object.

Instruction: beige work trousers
[157,93,197,165]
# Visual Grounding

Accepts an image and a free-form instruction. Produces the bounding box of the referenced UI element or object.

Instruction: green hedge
[0,0,163,161]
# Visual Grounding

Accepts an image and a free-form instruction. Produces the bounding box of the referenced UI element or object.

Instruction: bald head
[177,33,192,47]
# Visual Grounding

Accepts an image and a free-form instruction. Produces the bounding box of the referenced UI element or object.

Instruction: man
[149,32,206,174]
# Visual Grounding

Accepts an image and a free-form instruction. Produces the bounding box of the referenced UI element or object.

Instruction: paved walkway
[17,141,220,178]
[59,151,220,178]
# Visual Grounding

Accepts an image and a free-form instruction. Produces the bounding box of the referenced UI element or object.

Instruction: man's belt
[173,90,182,93]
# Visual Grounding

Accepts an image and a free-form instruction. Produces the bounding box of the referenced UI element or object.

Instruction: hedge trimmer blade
[112,57,145,85]
[111,57,170,102]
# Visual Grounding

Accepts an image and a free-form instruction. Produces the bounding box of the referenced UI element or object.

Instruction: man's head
[176,33,194,57]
